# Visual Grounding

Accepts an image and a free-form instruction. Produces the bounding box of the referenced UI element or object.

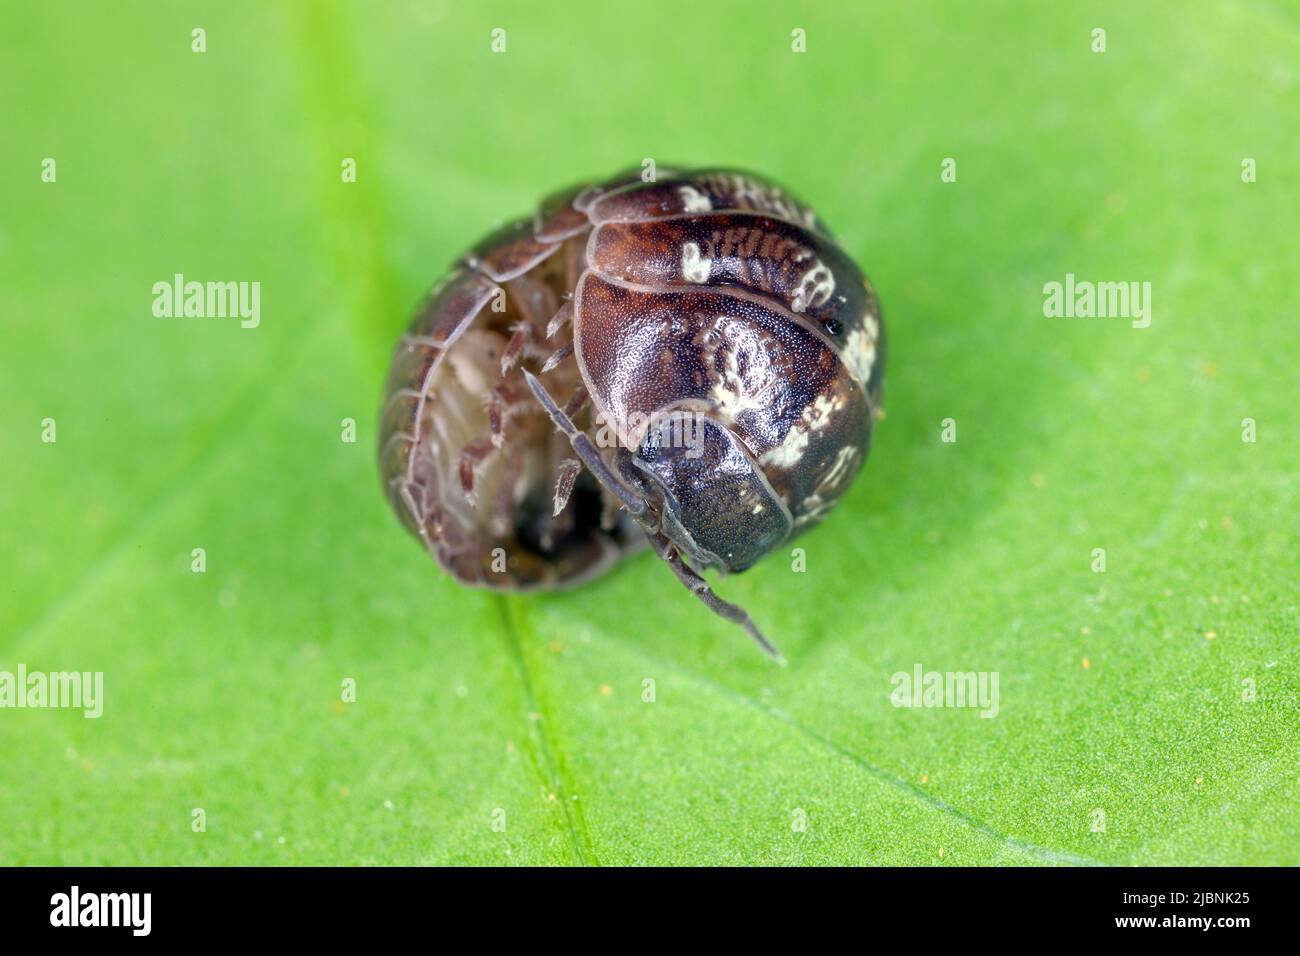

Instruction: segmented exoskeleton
[378,167,884,657]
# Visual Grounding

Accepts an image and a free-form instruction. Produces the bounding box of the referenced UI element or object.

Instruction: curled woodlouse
[378,167,884,657]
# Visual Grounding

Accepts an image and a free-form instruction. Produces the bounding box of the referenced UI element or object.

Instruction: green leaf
[1,0,1296,865]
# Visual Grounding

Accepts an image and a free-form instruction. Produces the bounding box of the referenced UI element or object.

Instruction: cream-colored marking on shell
[793,496,825,527]
[729,175,763,206]
[794,440,861,526]
[722,173,818,230]
[795,493,833,527]
[707,320,779,419]
[790,259,835,313]
[681,242,712,283]
[678,185,712,212]
[820,444,858,490]
[842,311,879,386]
[760,392,844,470]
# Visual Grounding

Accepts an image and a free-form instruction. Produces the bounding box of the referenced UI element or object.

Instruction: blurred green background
[1,0,1296,865]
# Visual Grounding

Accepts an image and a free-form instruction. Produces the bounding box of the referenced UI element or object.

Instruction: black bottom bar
[0,867,1285,940]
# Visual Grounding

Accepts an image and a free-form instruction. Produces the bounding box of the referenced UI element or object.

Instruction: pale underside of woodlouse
[378,167,884,657]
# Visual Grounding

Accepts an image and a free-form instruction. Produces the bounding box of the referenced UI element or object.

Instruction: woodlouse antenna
[487,387,505,448]
[457,435,497,508]
[647,530,785,662]
[522,370,646,517]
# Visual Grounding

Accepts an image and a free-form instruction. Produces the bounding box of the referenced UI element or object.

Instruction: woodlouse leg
[522,370,646,517]
[485,381,538,449]
[540,341,575,373]
[563,387,590,419]
[554,385,611,527]
[540,429,576,551]
[647,530,785,663]
[545,300,574,339]
[506,276,558,365]
[500,324,530,374]
[552,458,581,517]
[458,435,497,507]
[488,387,506,448]
[490,445,525,539]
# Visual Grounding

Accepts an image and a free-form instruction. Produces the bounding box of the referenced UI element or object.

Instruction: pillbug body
[378,167,884,656]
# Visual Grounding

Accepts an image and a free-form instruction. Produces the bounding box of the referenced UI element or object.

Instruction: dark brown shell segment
[586,212,879,392]
[571,164,680,215]
[572,274,870,527]
[588,169,830,236]
[533,184,591,242]
[398,266,499,348]
[634,415,793,571]
[462,218,560,282]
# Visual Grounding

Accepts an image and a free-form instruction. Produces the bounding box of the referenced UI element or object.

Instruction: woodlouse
[378,167,884,657]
